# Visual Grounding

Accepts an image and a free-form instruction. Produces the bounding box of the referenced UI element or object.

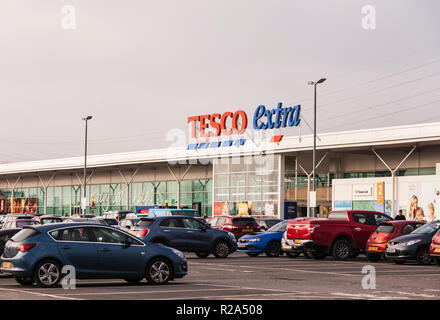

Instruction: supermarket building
[0,121,439,220]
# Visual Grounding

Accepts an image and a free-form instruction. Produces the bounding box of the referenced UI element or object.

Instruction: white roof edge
[0,121,439,175]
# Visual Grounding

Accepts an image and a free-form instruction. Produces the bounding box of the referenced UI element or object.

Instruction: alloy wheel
[418,248,432,265]
[335,242,350,259]
[150,261,170,283]
[214,242,229,258]
[37,263,60,286]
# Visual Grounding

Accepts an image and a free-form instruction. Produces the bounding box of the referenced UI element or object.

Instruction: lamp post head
[308,78,327,86]
[82,116,93,121]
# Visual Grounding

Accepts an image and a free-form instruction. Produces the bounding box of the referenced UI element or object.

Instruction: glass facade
[0,179,212,216]
[213,155,281,216]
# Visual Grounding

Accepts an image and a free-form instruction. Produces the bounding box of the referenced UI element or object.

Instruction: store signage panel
[353,185,373,198]
[187,102,301,139]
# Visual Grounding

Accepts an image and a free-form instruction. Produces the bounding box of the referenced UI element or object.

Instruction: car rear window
[232,218,257,226]
[16,221,39,228]
[41,218,62,224]
[10,228,40,242]
[328,212,349,220]
[376,223,394,233]
[137,219,155,227]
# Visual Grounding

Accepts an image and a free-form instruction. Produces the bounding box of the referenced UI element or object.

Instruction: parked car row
[0,223,187,288]
[280,210,440,266]
[1,209,439,291]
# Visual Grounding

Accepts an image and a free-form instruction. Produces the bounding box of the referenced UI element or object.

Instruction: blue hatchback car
[237,220,289,257]
[130,216,237,258]
[0,223,187,287]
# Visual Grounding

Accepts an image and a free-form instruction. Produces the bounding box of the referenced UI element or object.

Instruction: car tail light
[433,233,440,245]
[139,229,150,237]
[16,243,36,252]
[308,225,320,234]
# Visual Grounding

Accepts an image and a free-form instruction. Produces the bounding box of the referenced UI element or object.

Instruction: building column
[371,146,416,216]
[167,165,192,208]
[118,168,140,210]
[6,176,21,214]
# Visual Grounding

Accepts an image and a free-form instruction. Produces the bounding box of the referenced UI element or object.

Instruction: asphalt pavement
[0,253,438,300]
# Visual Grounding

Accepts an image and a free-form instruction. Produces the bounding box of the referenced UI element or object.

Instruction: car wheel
[265,241,281,257]
[195,252,210,258]
[124,277,143,283]
[213,241,230,258]
[416,247,432,265]
[14,276,34,286]
[286,252,300,258]
[303,251,312,259]
[146,258,172,285]
[366,252,381,262]
[332,239,352,260]
[435,257,440,266]
[246,252,260,257]
[394,260,406,265]
[33,260,62,288]
[310,250,327,260]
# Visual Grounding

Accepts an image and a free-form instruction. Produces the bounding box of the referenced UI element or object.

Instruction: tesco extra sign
[187,103,301,138]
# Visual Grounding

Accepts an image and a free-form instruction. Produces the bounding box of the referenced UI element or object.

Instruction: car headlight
[406,239,421,246]
[171,248,185,259]
[248,238,261,242]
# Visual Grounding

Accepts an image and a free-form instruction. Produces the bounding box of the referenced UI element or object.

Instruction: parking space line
[331,292,412,300]
[377,291,438,299]
[191,282,315,295]
[0,287,83,300]
[59,287,254,297]
[190,262,357,277]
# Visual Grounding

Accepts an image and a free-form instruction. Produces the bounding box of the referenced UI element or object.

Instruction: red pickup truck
[281,210,393,260]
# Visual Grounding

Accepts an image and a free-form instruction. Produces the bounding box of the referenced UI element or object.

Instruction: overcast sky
[0,0,439,162]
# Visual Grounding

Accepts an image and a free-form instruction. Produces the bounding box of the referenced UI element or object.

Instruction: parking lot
[0,253,438,300]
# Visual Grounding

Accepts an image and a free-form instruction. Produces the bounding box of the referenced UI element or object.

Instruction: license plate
[368,246,379,251]
[238,245,246,249]
[294,239,302,244]
[434,248,440,253]
[386,247,396,253]
[2,262,11,269]
[242,229,253,232]
[130,231,137,235]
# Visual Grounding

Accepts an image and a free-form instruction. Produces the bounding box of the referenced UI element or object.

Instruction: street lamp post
[82,116,93,215]
[308,78,326,217]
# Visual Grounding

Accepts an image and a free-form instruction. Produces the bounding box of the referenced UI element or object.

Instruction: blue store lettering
[253,103,301,130]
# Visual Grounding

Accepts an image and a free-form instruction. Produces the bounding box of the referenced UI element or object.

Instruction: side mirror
[124,238,133,246]
[200,225,208,232]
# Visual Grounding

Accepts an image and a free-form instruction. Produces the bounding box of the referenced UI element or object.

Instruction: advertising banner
[407,182,439,222]
[377,182,384,206]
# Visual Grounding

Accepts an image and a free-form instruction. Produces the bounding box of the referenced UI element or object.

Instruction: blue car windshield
[266,220,288,232]
[411,221,440,234]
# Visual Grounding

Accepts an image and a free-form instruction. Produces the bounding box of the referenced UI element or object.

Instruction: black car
[385,220,440,265]
[0,228,21,266]
[93,217,119,226]
[255,218,284,231]
[131,216,238,258]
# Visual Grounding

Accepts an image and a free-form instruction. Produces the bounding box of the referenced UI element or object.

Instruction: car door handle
[163,230,171,232]
[61,246,70,250]
[186,231,194,233]
[100,248,110,252]
[354,227,362,231]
